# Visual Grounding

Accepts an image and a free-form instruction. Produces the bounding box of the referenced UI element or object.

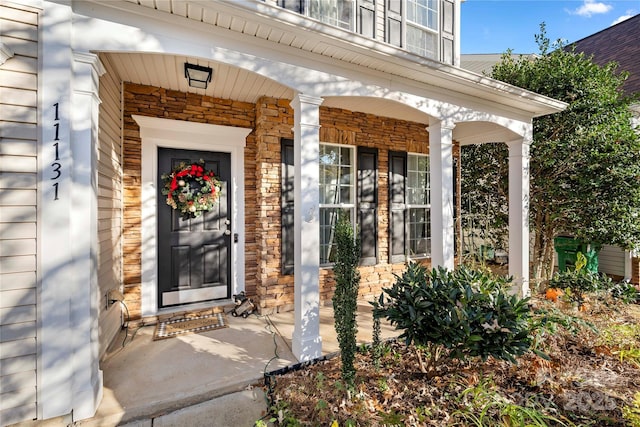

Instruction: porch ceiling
[104,52,517,144]
[102,53,432,123]
[102,52,294,103]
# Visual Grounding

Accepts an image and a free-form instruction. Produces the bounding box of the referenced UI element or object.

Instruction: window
[279,0,357,31]
[281,139,295,275]
[276,0,444,61]
[407,0,437,30]
[407,154,430,257]
[311,0,355,30]
[358,0,376,38]
[389,152,430,262]
[319,144,356,264]
[406,0,438,57]
[281,140,378,272]
[384,0,439,59]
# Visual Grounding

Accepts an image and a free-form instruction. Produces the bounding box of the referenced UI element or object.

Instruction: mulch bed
[265,298,640,426]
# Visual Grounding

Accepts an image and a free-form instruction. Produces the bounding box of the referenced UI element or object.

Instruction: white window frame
[319,142,357,265]
[406,0,439,58]
[406,153,431,258]
[309,0,356,31]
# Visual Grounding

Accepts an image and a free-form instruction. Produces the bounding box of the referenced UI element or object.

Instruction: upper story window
[406,0,438,58]
[310,0,355,30]
[277,0,356,31]
[275,0,450,63]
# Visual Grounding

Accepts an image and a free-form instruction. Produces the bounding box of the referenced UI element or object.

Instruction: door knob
[225,219,231,225]
[224,230,231,235]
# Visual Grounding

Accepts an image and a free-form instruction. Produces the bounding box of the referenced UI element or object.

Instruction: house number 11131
[51,103,62,200]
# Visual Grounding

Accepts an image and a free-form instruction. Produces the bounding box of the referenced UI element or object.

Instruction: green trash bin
[553,237,600,273]
[479,245,495,262]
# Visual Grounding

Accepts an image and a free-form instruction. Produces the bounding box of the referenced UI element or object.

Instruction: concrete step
[118,388,270,427]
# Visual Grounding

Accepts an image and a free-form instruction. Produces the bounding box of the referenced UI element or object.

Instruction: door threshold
[145,300,235,325]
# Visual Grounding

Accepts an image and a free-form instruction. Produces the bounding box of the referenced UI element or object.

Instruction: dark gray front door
[157,148,231,309]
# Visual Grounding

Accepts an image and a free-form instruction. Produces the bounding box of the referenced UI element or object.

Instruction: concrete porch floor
[75,302,398,427]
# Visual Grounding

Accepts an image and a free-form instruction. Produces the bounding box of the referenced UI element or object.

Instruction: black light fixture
[184,62,213,89]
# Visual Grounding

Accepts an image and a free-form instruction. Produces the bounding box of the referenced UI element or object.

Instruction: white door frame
[133,115,251,317]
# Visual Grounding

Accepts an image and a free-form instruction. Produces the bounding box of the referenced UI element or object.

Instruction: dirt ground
[266,297,640,426]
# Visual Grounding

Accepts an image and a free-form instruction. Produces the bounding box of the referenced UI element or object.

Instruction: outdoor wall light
[184,62,213,89]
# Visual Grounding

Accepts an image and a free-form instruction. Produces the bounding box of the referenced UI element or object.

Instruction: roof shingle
[569,14,640,96]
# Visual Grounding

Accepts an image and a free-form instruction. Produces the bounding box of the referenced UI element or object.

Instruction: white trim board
[134,115,251,317]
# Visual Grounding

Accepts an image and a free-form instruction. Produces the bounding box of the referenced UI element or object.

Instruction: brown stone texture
[122,83,256,318]
[632,256,640,285]
[123,84,460,318]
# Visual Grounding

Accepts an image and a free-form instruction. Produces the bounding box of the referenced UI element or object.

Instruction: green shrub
[598,323,640,367]
[332,213,360,391]
[373,263,532,376]
[549,252,611,307]
[529,305,596,354]
[371,304,383,369]
[623,392,640,427]
[453,376,568,427]
[606,281,640,303]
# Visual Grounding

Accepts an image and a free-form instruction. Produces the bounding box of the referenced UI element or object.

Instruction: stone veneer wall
[122,83,257,318]
[253,99,452,314]
[122,85,459,318]
[253,98,295,312]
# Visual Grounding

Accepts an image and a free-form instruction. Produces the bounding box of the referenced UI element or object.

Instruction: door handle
[224,230,231,236]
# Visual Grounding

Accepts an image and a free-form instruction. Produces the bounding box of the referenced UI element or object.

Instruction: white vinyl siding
[374,0,386,42]
[97,53,124,359]
[598,244,626,278]
[0,2,39,425]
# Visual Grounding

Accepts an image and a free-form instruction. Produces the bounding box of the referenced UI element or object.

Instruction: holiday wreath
[161,160,221,220]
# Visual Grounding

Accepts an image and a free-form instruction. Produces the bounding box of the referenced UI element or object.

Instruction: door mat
[154,312,228,340]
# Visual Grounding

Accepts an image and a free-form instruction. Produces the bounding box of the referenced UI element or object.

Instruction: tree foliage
[462,24,640,282]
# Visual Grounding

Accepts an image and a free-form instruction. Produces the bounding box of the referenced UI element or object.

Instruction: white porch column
[624,250,633,282]
[507,135,532,296]
[68,51,105,420]
[38,2,104,418]
[291,93,323,361]
[429,118,456,270]
[39,2,74,419]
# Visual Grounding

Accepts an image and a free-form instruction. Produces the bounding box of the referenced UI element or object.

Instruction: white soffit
[102,52,294,103]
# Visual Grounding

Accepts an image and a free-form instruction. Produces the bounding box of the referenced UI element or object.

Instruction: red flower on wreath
[161,160,221,220]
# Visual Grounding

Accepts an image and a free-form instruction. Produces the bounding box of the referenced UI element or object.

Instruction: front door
[157,148,232,309]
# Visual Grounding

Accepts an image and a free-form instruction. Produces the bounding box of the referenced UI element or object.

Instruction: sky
[460,0,640,54]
